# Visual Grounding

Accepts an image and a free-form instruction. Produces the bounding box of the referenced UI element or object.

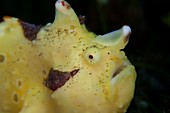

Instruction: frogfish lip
[45,68,80,91]
[111,63,135,83]
[111,62,136,83]
[112,64,127,79]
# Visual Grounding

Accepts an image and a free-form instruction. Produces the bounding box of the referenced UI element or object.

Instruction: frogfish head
[40,0,136,113]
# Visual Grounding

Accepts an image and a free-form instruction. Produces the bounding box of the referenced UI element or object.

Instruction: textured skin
[0,0,136,113]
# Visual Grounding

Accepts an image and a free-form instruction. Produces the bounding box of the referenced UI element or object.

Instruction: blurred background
[0,0,169,112]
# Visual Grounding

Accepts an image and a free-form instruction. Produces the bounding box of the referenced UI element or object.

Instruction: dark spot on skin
[64,29,69,34]
[56,28,63,36]
[18,20,43,41]
[78,15,86,24]
[44,29,50,32]
[13,93,19,103]
[42,70,47,75]
[45,68,79,91]
[19,46,22,49]
[0,54,5,63]
[17,80,22,87]
[38,52,43,56]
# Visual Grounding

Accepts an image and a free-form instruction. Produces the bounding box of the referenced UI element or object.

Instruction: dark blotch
[78,15,86,24]
[19,20,43,41]
[45,68,79,91]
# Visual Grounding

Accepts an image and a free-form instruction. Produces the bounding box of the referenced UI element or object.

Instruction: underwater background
[0,0,169,112]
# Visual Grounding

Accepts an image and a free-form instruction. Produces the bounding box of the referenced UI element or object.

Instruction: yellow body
[0,0,136,113]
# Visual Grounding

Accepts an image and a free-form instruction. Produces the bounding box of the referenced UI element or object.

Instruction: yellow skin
[0,0,136,113]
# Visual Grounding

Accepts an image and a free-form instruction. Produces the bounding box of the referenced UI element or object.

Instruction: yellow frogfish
[0,0,136,113]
